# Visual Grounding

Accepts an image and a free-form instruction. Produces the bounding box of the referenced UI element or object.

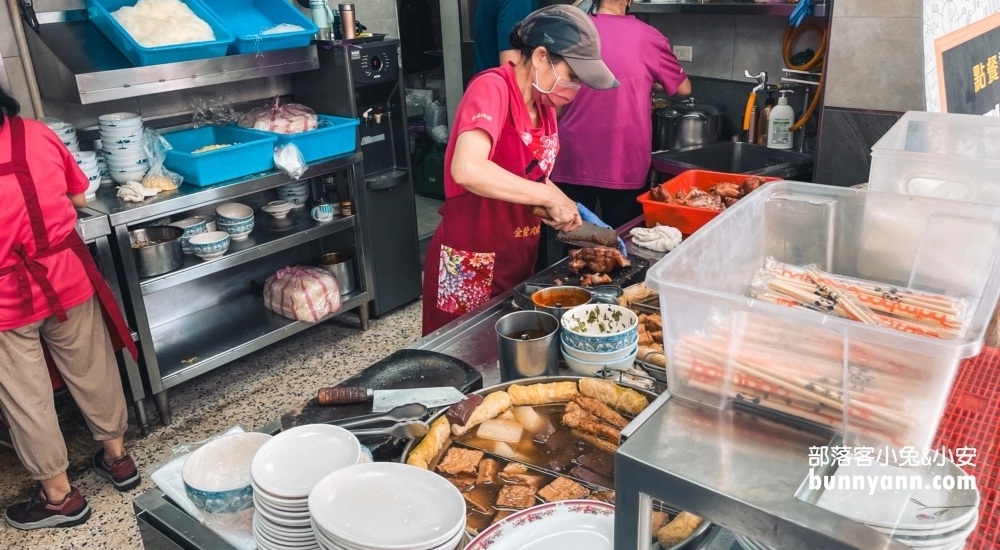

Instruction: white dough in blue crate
[112,0,215,47]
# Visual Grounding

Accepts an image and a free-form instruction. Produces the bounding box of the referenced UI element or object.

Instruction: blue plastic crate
[163,126,277,187]
[243,115,360,163]
[202,0,318,55]
[86,0,234,66]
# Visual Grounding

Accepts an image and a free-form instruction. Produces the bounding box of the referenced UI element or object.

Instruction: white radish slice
[512,406,547,433]
[477,419,524,443]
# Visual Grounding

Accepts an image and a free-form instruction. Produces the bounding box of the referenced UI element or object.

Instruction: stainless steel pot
[653,98,724,152]
[317,252,357,295]
[129,226,183,278]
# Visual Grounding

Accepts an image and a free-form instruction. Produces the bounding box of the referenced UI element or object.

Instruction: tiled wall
[823,0,923,111]
[646,13,820,88]
[0,5,36,118]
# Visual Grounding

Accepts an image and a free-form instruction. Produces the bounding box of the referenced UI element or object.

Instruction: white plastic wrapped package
[274,143,306,180]
[264,266,342,322]
[239,96,317,134]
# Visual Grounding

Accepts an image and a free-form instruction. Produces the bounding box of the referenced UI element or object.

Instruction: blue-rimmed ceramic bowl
[216,202,254,224]
[182,432,272,514]
[189,231,230,260]
[560,303,639,353]
[217,218,254,241]
[169,217,208,254]
[562,342,638,376]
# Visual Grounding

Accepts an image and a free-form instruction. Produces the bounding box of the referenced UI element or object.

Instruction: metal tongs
[325,403,430,439]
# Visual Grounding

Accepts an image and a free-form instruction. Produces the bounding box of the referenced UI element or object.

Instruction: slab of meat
[435,447,484,475]
[571,395,628,430]
[538,476,590,502]
[562,407,621,443]
[677,188,723,210]
[463,489,494,514]
[569,464,613,488]
[443,473,477,492]
[567,247,630,275]
[496,484,538,509]
[581,273,613,287]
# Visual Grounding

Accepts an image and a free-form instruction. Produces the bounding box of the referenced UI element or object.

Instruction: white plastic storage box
[645,182,1000,452]
[869,111,1000,205]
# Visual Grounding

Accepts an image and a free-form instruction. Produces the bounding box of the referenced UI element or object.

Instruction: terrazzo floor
[0,301,423,549]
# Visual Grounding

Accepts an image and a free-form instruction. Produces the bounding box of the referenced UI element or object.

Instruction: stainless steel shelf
[88,153,362,226]
[24,15,319,104]
[76,207,111,242]
[139,212,357,294]
[631,1,827,16]
[153,289,369,390]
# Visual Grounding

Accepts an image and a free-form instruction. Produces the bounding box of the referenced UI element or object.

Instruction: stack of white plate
[738,451,980,550]
[276,181,310,207]
[98,112,148,184]
[71,151,102,199]
[308,462,466,550]
[43,118,79,152]
[250,425,363,550]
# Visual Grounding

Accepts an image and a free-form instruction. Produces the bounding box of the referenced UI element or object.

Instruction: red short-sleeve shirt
[0,117,93,331]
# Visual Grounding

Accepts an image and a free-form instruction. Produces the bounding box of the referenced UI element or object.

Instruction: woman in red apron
[422,5,618,335]
[0,87,141,530]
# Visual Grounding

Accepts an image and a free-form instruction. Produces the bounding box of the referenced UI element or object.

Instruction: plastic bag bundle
[274,143,307,180]
[141,128,182,191]
[190,92,239,127]
[239,96,318,134]
[263,266,342,322]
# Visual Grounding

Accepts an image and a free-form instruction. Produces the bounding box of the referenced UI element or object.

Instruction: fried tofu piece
[463,490,494,514]
[501,462,528,475]
[590,490,616,504]
[498,471,547,488]
[651,511,671,534]
[442,473,477,492]
[496,484,537,509]
[477,458,499,485]
[644,314,662,332]
[572,395,628,430]
[638,323,654,346]
[571,429,619,453]
[435,447,484,476]
[562,407,621,443]
[656,511,703,547]
[538,476,590,502]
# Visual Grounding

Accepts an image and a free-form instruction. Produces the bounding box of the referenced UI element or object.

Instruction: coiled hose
[782,21,827,132]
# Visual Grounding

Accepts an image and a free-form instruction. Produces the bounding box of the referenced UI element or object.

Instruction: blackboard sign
[935,13,1000,116]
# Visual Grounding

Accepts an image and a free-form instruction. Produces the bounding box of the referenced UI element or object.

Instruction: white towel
[630,224,682,253]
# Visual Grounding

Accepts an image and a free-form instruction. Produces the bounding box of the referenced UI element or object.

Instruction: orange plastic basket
[636,170,780,235]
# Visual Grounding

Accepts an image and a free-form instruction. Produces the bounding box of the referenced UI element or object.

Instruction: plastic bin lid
[871,111,1000,164]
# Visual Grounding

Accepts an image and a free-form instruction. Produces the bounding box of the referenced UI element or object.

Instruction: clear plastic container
[869,111,1000,205]
[645,181,1000,452]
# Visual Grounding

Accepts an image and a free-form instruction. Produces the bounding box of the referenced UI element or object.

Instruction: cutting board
[281,349,482,460]
[525,254,650,288]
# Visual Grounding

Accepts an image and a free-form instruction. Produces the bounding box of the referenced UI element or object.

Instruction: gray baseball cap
[518,5,619,90]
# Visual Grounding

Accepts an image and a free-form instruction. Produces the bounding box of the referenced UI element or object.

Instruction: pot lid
[656,98,724,118]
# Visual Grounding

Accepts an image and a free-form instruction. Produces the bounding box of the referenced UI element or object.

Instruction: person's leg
[0,320,91,529]
[595,187,645,230]
[41,297,139,491]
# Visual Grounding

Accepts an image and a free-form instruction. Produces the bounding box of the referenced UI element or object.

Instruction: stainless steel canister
[317,252,357,295]
[129,226,183,278]
[495,311,560,381]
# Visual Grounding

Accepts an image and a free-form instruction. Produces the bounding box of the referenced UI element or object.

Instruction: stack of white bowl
[250,425,365,550]
[309,462,467,550]
[276,181,310,208]
[94,140,111,185]
[560,304,640,376]
[98,112,148,184]
[43,118,80,152]
[71,151,102,200]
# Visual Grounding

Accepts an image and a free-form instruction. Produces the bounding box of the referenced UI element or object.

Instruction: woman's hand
[540,179,582,232]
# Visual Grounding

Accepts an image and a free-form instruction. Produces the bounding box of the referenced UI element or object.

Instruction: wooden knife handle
[318,387,370,406]
[531,206,552,220]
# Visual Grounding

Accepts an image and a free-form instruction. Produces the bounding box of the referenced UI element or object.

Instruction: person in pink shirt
[551,0,691,229]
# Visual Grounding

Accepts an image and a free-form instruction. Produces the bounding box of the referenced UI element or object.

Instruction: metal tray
[399,375,711,549]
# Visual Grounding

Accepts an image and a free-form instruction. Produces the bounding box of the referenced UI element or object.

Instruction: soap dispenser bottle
[767,90,794,150]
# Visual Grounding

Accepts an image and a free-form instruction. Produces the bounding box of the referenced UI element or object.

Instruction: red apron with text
[0,116,138,365]
[422,70,557,334]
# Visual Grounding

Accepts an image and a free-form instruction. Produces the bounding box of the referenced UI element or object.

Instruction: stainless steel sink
[651,142,815,180]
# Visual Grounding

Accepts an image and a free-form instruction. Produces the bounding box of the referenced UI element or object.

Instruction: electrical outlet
[674,45,693,62]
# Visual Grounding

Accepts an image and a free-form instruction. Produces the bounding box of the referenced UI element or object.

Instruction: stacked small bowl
[181,432,273,514]
[215,202,255,241]
[308,462,467,550]
[560,303,640,376]
[250,425,365,550]
[276,181,310,208]
[43,117,80,152]
[98,112,148,184]
[71,151,102,200]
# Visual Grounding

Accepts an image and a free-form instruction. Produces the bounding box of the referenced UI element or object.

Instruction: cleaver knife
[530,206,619,248]
[317,386,466,413]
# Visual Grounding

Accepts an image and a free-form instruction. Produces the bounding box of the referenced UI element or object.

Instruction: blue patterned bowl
[182,432,272,514]
[215,202,254,225]
[217,218,254,241]
[560,304,639,353]
[189,231,230,260]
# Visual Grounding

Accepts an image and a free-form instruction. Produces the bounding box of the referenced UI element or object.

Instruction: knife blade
[530,206,619,248]
[317,386,466,413]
